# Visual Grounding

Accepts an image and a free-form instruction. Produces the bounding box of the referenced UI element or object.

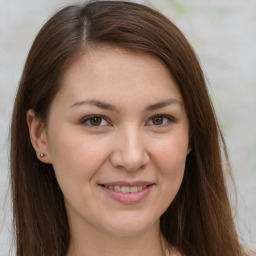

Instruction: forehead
[64,46,172,80]
[55,46,183,108]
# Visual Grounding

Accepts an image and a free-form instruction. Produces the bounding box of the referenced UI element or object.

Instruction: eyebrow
[70,98,182,112]
[70,99,119,112]
[145,98,183,111]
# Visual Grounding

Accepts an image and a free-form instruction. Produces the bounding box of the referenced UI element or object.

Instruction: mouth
[100,184,149,193]
[98,182,154,204]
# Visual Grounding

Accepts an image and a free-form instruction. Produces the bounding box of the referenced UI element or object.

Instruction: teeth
[114,185,120,192]
[105,185,147,193]
[121,186,129,193]
[129,186,138,193]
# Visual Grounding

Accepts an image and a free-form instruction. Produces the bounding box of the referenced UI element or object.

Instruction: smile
[103,185,147,193]
[99,183,154,204]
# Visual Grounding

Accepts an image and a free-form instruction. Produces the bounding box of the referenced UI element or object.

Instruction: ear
[26,109,52,164]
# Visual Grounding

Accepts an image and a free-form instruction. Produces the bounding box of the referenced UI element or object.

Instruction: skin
[27,47,190,256]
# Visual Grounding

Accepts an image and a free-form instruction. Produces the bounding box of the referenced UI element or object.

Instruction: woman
[10,1,254,255]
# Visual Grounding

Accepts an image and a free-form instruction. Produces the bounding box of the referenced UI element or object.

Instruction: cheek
[156,134,188,170]
[154,136,188,194]
[47,132,111,212]
[47,128,112,189]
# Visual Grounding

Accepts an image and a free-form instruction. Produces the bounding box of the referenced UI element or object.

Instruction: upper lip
[99,181,154,187]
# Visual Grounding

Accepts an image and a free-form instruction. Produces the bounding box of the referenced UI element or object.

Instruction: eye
[80,115,110,127]
[147,114,175,127]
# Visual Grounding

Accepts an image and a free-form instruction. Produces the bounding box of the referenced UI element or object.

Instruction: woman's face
[42,47,190,237]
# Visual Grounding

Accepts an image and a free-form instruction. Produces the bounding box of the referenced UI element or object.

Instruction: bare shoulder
[243,244,256,256]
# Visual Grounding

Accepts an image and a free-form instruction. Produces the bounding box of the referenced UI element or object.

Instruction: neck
[66,219,166,256]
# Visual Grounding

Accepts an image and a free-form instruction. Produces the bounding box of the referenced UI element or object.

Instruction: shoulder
[243,244,256,256]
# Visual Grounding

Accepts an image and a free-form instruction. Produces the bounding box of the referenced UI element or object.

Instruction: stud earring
[40,153,45,158]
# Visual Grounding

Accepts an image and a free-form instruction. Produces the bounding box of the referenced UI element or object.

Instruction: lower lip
[100,185,154,204]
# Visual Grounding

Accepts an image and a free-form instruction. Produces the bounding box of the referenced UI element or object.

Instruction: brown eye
[81,115,109,127]
[147,114,175,127]
[90,116,102,126]
[152,116,164,125]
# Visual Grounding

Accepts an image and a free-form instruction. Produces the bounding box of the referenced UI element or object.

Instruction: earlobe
[26,109,52,164]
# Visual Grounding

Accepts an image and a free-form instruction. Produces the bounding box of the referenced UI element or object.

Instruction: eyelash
[80,114,175,128]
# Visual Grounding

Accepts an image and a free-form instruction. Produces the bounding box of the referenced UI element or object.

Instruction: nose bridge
[124,125,142,155]
[110,124,149,171]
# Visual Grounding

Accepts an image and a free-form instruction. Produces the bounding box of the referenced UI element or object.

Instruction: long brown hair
[11,1,244,255]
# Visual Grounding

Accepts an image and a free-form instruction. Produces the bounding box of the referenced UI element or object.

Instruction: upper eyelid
[80,114,106,120]
[148,114,175,121]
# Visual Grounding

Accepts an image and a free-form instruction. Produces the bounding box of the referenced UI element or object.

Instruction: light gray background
[1,0,255,255]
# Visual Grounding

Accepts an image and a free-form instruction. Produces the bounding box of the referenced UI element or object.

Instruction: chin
[100,214,159,237]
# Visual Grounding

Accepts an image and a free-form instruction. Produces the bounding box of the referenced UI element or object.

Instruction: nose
[110,126,150,171]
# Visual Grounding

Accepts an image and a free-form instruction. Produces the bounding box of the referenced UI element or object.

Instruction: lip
[99,181,155,204]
